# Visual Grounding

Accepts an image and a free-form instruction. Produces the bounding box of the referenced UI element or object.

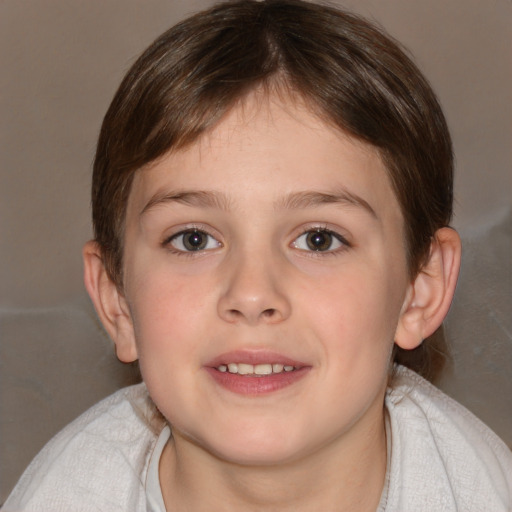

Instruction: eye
[292,229,346,252]
[167,229,221,252]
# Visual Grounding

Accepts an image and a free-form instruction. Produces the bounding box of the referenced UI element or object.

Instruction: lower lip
[205,367,310,395]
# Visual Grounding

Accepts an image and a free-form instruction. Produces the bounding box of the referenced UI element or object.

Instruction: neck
[159,405,388,512]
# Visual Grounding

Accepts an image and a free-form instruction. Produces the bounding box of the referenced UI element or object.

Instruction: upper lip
[206,350,308,369]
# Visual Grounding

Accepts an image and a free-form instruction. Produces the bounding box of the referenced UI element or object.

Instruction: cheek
[302,264,405,353]
[128,269,213,357]
[127,274,211,409]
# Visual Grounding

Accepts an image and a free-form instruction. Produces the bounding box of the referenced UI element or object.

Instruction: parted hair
[92,0,454,380]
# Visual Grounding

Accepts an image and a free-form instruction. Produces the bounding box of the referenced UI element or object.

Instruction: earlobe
[395,227,461,350]
[82,241,138,363]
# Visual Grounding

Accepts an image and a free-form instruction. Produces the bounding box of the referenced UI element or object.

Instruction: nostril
[262,308,276,318]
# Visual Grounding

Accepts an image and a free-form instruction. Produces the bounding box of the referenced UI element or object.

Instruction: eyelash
[163,227,222,257]
[162,225,351,257]
[292,226,351,256]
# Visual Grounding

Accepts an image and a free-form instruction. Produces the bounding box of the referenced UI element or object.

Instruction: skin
[84,91,461,511]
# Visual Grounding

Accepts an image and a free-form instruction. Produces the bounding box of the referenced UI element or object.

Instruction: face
[120,93,411,466]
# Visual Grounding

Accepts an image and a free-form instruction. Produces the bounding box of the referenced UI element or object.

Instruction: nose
[217,251,291,325]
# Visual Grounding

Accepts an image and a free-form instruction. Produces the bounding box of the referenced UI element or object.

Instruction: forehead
[127,92,402,226]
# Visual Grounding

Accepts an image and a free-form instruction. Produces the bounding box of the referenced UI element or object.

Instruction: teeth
[254,364,272,375]
[237,363,253,375]
[218,363,297,375]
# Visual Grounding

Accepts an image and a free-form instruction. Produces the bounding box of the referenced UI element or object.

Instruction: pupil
[306,231,332,251]
[184,231,206,251]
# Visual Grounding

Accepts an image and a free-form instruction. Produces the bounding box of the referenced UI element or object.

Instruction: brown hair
[92,0,453,380]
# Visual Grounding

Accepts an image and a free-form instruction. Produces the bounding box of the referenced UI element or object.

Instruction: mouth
[216,363,297,376]
[206,351,310,395]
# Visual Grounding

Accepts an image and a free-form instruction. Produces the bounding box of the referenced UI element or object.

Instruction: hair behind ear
[393,326,450,382]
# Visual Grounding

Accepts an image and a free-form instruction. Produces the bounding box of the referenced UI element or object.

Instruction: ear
[83,241,138,363]
[395,227,461,350]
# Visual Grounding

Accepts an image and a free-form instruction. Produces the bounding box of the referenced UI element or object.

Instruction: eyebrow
[141,190,232,216]
[140,188,377,219]
[276,190,377,218]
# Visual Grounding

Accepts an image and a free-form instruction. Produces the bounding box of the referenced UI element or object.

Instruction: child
[4,0,511,510]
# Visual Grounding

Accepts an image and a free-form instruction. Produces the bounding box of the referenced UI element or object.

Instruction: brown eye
[292,229,345,252]
[169,229,220,252]
[306,231,333,251]
[183,230,207,251]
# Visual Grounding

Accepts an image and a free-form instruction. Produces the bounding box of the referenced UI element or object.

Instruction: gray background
[1,0,511,503]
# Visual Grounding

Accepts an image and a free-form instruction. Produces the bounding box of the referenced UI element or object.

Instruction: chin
[214,444,300,467]
[201,425,311,467]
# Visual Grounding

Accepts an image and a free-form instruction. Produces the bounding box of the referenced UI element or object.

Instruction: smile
[206,352,310,395]
[217,363,296,375]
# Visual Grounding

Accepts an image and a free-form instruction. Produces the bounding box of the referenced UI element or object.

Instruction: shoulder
[384,365,512,511]
[3,383,165,512]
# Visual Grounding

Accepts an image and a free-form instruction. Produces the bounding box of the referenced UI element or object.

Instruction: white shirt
[4,366,512,511]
